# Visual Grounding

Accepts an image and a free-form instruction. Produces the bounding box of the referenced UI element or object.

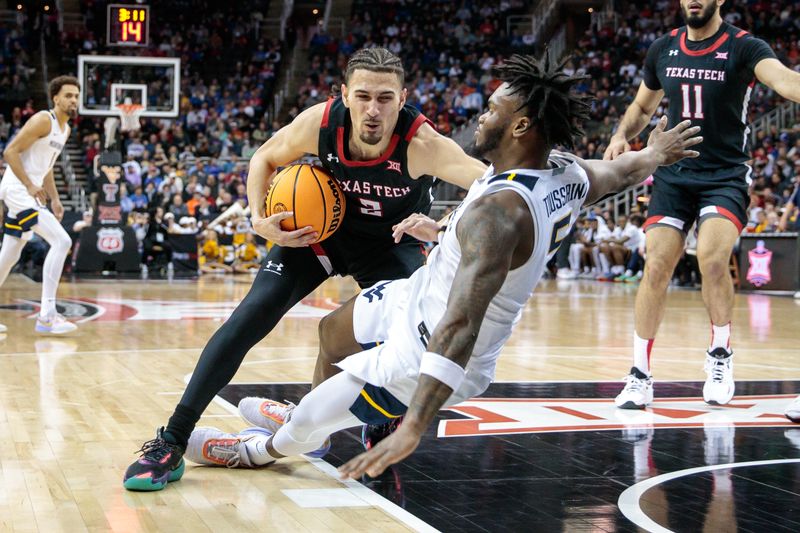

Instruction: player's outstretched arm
[247,102,324,246]
[2,111,51,204]
[754,58,800,103]
[339,191,531,479]
[582,117,702,205]
[407,122,487,189]
[603,82,664,160]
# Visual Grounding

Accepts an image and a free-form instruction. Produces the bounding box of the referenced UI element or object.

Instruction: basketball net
[117,103,144,133]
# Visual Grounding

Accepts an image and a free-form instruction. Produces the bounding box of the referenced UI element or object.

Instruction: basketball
[266,164,345,243]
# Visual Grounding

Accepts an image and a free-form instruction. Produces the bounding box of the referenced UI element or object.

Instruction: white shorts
[351,278,411,345]
[0,180,39,217]
[340,278,491,412]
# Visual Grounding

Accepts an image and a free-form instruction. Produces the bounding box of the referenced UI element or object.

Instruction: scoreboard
[107,4,149,47]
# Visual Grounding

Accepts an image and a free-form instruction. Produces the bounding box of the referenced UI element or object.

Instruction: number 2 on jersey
[358,198,384,217]
[680,83,704,119]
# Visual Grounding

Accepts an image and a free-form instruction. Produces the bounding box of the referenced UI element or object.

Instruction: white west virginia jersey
[411,156,589,389]
[344,156,590,408]
[0,110,68,214]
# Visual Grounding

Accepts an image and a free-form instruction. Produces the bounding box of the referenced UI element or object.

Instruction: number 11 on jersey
[680,83,704,119]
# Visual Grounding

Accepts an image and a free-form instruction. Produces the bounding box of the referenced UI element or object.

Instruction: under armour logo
[326,153,339,164]
[263,260,284,275]
[715,51,728,60]
[386,160,401,173]
[669,50,678,56]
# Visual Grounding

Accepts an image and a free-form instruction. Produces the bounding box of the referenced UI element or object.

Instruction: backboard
[78,55,180,118]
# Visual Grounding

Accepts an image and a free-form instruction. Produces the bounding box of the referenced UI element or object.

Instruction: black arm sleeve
[643,37,666,91]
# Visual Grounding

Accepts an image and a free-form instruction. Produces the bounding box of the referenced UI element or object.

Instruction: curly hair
[48,75,80,100]
[493,53,592,148]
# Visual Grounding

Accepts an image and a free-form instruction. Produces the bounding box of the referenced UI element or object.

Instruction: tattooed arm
[339,189,533,479]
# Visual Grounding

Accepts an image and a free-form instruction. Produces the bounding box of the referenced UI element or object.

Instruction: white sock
[633,331,653,375]
[709,322,731,351]
[624,269,633,277]
[243,434,276,466]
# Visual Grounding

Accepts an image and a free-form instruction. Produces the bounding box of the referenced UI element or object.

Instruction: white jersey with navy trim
[1,110,68,189]
[408,157,589,386]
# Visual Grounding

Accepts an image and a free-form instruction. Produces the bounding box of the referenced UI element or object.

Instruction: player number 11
[680,83,704,119]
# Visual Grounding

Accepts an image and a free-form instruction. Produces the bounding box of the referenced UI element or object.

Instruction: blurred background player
[0,76,80,335]
[605,0,800,409]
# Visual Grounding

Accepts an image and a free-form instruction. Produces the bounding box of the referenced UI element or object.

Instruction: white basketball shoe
[238,397,332,458]
[35,313,77,334]
[614,367,654,409]
[785,395,800,423]
[186,426,273,468]
[703,348,734,405]
[238,397,295,433]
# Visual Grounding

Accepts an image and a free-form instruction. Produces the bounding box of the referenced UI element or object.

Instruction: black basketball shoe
[361,417,403,450]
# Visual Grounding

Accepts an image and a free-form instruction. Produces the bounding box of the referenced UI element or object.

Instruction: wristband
[419,351,466,391]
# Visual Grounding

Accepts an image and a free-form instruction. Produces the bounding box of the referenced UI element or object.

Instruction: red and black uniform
[642,23,776,233]
[164,98,435,446]
[316,96,433,284]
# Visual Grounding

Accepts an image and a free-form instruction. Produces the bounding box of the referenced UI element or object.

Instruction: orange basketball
[266,164,345,243]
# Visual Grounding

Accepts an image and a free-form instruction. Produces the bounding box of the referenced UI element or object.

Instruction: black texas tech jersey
[644,23,776,175]
[317,97,434,242]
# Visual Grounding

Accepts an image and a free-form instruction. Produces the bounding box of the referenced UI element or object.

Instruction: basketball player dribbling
[605,0,800,411]
[124,48,488,491]
[0,76,80,335]
[179,54,702,476]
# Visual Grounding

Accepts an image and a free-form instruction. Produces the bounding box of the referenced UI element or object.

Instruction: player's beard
[681,2,717,29]
[359,121,383,145]
[468,119,509,160]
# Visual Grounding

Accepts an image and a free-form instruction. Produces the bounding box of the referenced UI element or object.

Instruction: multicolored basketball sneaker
[362,417,403,450]
[123,427,185,491]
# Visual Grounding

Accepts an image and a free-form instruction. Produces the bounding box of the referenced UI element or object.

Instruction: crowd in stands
[1,1,799,280]
[62,0,283,162]
[0,15,38,154]
[293,0,536,133]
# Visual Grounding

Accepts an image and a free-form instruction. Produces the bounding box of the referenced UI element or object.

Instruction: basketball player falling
[605,0,800,416]
[0,76,79,335]
[124,48,487,491]
[180,54,702,475]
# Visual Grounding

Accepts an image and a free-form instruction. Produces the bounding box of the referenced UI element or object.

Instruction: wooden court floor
[0,274,797,532]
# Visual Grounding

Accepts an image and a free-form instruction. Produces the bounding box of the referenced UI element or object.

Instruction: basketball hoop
[116,103,144,133]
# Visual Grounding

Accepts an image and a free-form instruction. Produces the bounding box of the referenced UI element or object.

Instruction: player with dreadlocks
[123,47,488,491]
[182,53,703,477]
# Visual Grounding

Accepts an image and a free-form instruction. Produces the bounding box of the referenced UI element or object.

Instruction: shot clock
[107,4,149,47]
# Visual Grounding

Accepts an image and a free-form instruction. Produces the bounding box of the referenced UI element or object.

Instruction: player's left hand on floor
[338,425,421,479]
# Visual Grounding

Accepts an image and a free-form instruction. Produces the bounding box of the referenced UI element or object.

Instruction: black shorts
[645,165,749,234]
[313,235,426,289]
